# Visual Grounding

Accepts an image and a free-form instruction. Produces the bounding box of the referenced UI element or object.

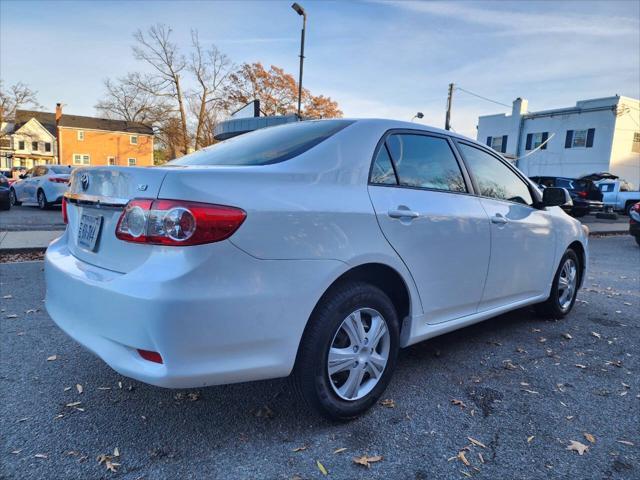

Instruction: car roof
[344,118,475,143]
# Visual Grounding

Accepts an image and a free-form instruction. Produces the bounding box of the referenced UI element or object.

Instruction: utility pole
[445,83,454,131]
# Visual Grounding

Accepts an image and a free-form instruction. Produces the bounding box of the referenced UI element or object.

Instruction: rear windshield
[50,166,74,174]
[169,120,354,166]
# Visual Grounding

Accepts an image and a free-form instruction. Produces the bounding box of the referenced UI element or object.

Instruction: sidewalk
[0,230,61,253]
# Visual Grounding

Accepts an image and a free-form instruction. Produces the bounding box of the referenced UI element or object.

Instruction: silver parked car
[10,164,73,209]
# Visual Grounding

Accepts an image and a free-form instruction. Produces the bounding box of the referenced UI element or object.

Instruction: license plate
[77,214,103,251]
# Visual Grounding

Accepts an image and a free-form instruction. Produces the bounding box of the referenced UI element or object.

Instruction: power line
[454,86,512,109]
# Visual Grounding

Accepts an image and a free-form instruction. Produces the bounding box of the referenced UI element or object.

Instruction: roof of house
[14,110,154,135]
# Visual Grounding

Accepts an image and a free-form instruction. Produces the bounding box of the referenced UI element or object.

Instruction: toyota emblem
[80,173,90,191]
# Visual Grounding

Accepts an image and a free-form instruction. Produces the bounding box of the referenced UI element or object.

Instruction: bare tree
[189,31,233,149]
[0,81,42,124]
[131,24,190,154]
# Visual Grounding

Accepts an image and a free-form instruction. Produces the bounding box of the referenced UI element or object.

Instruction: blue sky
[1,0,638,137]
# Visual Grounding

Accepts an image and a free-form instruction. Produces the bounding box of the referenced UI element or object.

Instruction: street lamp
[291,2,306,119]
[411,112,424,122]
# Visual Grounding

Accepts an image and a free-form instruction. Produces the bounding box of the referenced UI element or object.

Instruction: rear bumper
[45,232,344,388]
[572,200,603,212]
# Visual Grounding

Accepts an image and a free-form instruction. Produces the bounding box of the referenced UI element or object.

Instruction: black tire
[37,190,49,210]
[635,236,640,247]
[625,201,638,216]
[9,188,20,206]
[535,249,581,319]
[292,281,400,420]
[570,208,587,218]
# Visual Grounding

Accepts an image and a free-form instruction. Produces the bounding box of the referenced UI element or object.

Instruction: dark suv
[530,176,604,217]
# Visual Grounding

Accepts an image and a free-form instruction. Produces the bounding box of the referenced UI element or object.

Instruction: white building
[477,95,640,186]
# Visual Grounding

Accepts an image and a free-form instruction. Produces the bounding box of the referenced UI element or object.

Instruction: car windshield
[50,166,73,174]
[169,120,354,166]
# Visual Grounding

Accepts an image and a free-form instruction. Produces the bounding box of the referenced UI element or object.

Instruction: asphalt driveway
[0,236,638,479]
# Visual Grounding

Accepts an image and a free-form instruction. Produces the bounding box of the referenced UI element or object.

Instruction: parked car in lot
[596,179,640,215]
[9,164,73,209]
[629,202,640,246]
[529,176,603,217]
[45,119,588,419]
[0,174,10,210]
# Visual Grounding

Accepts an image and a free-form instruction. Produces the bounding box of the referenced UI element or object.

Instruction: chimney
[55,103,63,123]
[512,97,528,117]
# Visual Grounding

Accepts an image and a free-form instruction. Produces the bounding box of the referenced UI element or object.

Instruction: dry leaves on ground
[333,448,347,454]
[353,455,383,468]
[97,452,121,473]
[316,460,328,476]
[583,433,596,444]
[76,384,83,394]
[467,437,486,449]
[34,453,48,459]
[567,440,589,455]
[47,355,57,361]
[379,399,395,408]
[292,446,308,452]
[451,399,466,409]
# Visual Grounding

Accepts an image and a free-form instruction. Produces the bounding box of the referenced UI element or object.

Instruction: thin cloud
[381,1,639,37]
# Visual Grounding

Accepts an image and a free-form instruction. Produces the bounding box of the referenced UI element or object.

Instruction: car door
[15,168,34,202]
[455,142,556,311]
[26,166,45,202]
[368,131,491,324]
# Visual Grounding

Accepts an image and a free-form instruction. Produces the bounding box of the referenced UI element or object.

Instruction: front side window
[384,134,466,192]
[599,183,614,193]
[458,143,533,206]
[370,145,397,185]
[170,120,354,166]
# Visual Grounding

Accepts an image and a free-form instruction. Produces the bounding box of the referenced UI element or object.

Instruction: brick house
[1,105,154,170]
[54,104,154,167]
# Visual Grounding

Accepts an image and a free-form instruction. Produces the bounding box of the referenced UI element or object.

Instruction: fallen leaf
[521,389,539,394]
[6,314,18,319]
[11,450,21,454]
[617,440,634,446]
[562,333,573,340]
[567,440,589,455]
[457,450,470,466]
[353,455,383,468]
[35,453,48,459]
[591,332,601,339]
[76,384,83,394]
[380,399,396,408]
[527,436,535,443]
[3,295,12,299]
[113,447,120,457]
[333,447,347,454]
[467,437,486,449]
[478,453,484,464]
[66,401,82,407]
[98,387,111,390]
[583,433,596,444]
[25,309,38,314]
[316,460,328,475]
[451,399,466,409]
[292,445,308,452]
[47,355,57,361]
[575,364,587,369]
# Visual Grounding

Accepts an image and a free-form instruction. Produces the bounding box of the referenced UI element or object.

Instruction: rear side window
[556,178,575,189]
[169,120,354,166]
[458,143,533,206]
[383,134,466,192]
[50,166,73,174]
[370,146,397,185]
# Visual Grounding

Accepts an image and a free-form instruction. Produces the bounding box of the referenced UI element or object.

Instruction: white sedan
[45,119,588,419]
[10,164,73,209]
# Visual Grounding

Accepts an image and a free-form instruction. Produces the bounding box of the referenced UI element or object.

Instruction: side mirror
[543,187,573,208]
[19,174,26,179]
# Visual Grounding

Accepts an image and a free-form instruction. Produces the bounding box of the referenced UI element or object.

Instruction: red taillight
[577,191,588,198]
[137,349,163,364]
[49,177,69,183]
[61,196,68,224]
[115,198,246,246]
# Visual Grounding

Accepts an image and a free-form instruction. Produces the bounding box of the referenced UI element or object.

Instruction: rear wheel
[9,188,20,206]
[535,249,580,319]
[625,201,637,216]
[37,190,49,210]
[292,281,399,420]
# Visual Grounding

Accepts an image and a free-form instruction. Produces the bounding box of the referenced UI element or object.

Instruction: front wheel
[292,282,400,420]
[535,249,580,319]
[9,188,20,206]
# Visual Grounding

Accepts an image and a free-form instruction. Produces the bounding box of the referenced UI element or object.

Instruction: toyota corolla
[45,119,588,419]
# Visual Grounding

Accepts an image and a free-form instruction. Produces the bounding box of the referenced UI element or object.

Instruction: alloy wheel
[327,308,390,401]
[557,258,577,311]
[38,191,45,209]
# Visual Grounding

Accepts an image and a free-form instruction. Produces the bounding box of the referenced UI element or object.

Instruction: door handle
[388,207,420,219]
[491,214,508,225]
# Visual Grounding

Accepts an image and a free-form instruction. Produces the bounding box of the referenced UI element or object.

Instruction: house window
[130,135,138,145]
[18,140,25,150]
[45,142,52,152]
[128,158,136,166]
[565,128,595,148]
[73,154,90,165]
[486,135,507,153]
[525,132,549,150]
[633,132,640,153]
[77,130,85,141]
[107,156,116,166]
[32,141,39,151]
[0,138,10,149]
